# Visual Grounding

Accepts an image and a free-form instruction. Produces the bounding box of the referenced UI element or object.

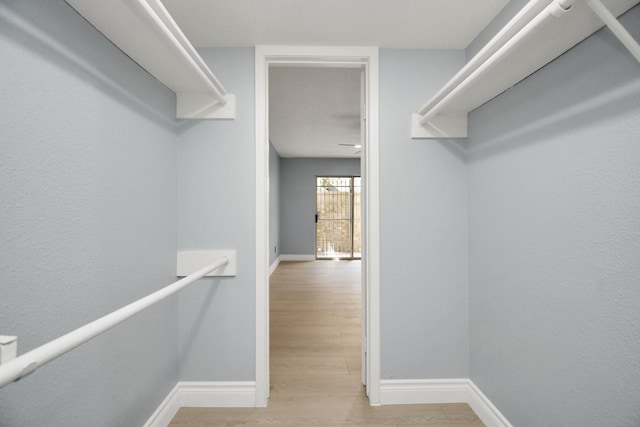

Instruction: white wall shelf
[65,0,236,120]
[412,0,640,139]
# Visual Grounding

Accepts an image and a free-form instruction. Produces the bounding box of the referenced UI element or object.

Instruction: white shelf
[412,0,639,138]
[66,0,236,120]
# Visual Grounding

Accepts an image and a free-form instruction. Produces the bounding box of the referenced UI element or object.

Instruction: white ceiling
[161,0,510,157]
[162,0,509,49]
[270,67,362,158]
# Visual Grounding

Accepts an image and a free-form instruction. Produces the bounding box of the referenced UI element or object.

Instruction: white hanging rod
[418,0,575,125]
[585,0,640,62]
[0,256,228,389]
[131,0,228,105]
[416,0,640,126]
[65,0,236,118]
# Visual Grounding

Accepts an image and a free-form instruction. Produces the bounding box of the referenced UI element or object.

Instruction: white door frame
[254,45,381,406]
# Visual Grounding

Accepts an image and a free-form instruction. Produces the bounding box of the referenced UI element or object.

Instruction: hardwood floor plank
[169,261,484,426]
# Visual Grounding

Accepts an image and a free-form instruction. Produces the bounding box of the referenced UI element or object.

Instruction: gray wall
[177,48,256,381]
[0,2,178,426]
[279,158,360,256]
[379,50,469,379]
[6,3,636,424]
[467,5,640,426]
[269,142,281,265]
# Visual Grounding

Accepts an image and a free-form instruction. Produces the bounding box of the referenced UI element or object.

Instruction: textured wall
[177,48,256,381]
[279,158,360,256]
[468,6,640,426]
[0,2,178,426]
[379,49,469,379]
[269,142,281,266]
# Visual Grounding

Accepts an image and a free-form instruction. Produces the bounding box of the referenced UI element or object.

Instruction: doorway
[316,176,361,260]
[255,46,380,406]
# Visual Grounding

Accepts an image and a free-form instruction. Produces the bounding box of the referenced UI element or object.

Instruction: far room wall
[279,157,361,257]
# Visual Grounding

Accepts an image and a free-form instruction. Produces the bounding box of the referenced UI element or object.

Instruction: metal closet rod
[418,0,640,125]
[0,256,228,389]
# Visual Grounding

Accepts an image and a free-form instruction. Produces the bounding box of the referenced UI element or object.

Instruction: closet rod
[0,257,229,389]
[585,0,640,63]
[419,0,574,125]
[132,0,229,105]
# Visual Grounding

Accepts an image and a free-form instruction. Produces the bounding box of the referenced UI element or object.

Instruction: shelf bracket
[411,113,467,139]
[177,250,237,277]
[65,0,237,120]
[0,336,17,365]
[176,93,236,120]
[585,0,640,64]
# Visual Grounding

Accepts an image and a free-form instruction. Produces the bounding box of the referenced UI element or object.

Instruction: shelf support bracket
[176,93,236,120]
[585,0,640,64]
[177,250,237,277]
[411,113,467,138]
[0,336,17,365]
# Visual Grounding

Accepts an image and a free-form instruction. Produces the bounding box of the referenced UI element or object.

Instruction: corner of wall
[379,379,512,427]
[143,381,258,427]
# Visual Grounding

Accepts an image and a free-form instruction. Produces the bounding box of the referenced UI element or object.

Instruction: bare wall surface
[468,6,640,426]
[0,1,179,426]
[379,49,470,379]
[279,158,360,256]
[177,48,256,381]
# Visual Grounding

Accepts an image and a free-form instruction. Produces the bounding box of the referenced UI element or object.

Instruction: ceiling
[162,0,510,157]
[270,67,362,158]
[162,0,509,49]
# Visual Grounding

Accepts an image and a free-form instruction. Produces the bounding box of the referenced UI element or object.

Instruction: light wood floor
[169,261,484,426]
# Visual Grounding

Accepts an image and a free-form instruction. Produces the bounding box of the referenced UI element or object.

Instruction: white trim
[178,381,257,407]
[278,254,315,261]
[379,379,470,405]
[255,45,380,407]
[145,379,510,427]
[269,256,281,276]
[379,379,512,427]
[467,381,514,427]
[362,47,381,405]
[143,381,258,427]
[255,45,271,406]
[143,383,181,427]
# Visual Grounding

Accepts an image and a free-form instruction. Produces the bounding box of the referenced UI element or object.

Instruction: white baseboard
[146,379,509,427]
[179,381,257,407]
[269,256,281,276]
[467,381,513,427]
[380,379,512,427]
[380,379,470,405]
[279,254,315,261]
[144,381,257,427]
[143,383,181,427]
